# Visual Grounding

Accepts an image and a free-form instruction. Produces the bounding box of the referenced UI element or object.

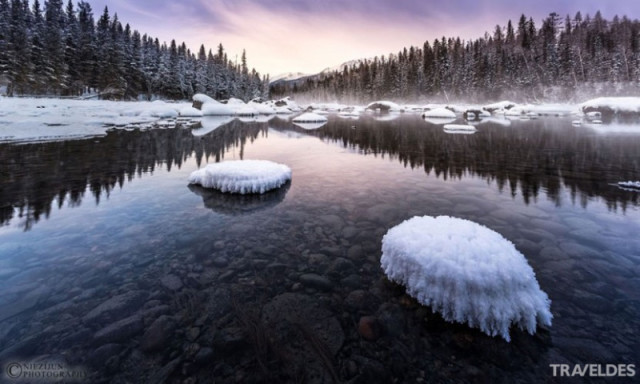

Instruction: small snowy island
[381,216,552,341]
[188,160,292,194]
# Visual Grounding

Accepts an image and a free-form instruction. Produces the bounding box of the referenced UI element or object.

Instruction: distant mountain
[319,58,372,75]
[269,72,310,84]
[270,58,372,86]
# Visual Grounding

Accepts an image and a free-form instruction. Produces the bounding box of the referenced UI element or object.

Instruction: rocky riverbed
[1,116,638,383]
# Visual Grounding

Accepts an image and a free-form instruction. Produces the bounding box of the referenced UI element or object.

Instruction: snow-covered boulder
[483,101,517,113]
[188,160,292,194]
[423,117,456,125]
[191,94,235,115]
[617,181,640,190]
[504,107,527,117]
[586,111,602,120]
[275,97,303,112]
[463,109,491,121]
[192,93,217,109]
[365,101,402,112]
[292,112,328,123]
[273,106,293,114]
[581,97,640,117]
[423,107,456,119]
[443,124,477,134]
[337,106,363,117]
[381,216,552,342]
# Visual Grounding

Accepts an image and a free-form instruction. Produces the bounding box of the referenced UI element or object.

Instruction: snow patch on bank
[0,97,192,143]
[581,97,640,114]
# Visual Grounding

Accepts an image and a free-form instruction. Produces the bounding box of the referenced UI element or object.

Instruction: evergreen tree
[44,0,66,92]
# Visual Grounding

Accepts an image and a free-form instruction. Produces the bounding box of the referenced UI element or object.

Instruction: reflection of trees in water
[270,115,640,210]
[188,181,290,216]
[0,121,268,230]
[2,116,639,230]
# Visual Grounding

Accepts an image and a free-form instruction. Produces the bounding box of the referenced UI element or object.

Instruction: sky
[81,0,640,78]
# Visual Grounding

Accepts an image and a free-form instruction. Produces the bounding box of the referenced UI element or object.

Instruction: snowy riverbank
[1,96,640,143]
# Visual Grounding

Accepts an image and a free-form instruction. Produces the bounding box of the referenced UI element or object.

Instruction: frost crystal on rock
[188,160,291,194]
[381,215,552,341]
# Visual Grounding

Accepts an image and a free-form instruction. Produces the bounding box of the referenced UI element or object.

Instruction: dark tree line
[0,0,269,100]
[271,12,640,103]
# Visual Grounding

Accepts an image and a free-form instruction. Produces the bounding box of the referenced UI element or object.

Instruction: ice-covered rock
[483,101,517,113]
[193,93,216,105]
[586,111,602,119]
[192,93,217,110]
[443,124,477,134]
[463,109,490,120]
[381,216,552,341]
[188,160,292,194]
[617,181,640,190]
[423,107,456,119]
[274,97,303,112]
[292,112,328,123]
[366,101,402,112]
[423,117,456,125]
[192,94,234,115]
[337,106,363,117]
[273,106,293,114]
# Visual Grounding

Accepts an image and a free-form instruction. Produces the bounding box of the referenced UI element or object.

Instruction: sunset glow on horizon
[81,0,640,77]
